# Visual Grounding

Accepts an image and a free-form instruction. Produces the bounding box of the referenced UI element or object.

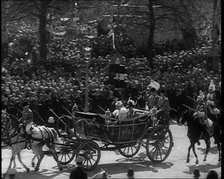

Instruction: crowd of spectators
[2,34,221,124]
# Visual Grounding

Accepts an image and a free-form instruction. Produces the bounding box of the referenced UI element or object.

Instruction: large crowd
[2,33,221,124]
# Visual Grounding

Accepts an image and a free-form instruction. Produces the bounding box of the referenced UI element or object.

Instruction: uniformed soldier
[157,89,170,123]
[22,101,34,135]
[206,80,220,122]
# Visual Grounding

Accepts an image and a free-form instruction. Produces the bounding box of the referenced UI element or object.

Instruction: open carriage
[56,108,174,171]
[2,107,173,172]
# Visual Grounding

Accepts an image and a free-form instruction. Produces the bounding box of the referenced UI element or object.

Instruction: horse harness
[4,125,31,150]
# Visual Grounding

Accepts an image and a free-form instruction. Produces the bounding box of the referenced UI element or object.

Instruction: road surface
[1,123,221,178]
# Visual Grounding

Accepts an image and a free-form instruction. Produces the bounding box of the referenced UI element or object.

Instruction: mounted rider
[22,101,34,136]
[206,80,220,121]
[194,83,218,138]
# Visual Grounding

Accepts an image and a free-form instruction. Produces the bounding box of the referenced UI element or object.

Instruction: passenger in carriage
[126,99,137,119]
[112,101,128,121]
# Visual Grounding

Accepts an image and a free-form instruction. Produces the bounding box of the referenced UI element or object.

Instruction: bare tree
[2,0,72,63]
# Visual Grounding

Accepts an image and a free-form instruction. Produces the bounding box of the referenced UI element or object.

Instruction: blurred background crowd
[2,33,221,124]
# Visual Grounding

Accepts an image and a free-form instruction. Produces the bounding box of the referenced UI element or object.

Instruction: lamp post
[84,47,92,112]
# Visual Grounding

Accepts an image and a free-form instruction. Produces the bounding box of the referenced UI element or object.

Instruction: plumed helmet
[127,100,135,107]
[115,101,123,107]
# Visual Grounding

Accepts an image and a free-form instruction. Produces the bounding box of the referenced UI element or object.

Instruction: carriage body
[73,109,152,145]
[71,108,173,171]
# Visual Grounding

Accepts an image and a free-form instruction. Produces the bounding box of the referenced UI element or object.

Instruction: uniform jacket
[147,94,159,110]
[158,96,170,113]
[70,166,87,179]
[22,108,33,124]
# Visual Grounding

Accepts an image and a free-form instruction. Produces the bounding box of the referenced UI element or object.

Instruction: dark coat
[70,166,87,179]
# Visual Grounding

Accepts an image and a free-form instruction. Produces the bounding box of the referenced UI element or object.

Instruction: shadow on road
[3,169,67,179]
[197,146,219,154]
[183,163,221,176]
[86,156,174,178]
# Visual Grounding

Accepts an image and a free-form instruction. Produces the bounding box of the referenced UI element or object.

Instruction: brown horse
[2,112,63,177]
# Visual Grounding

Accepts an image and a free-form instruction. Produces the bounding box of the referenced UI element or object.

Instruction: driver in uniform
[146,87,159,111]
[22,101,34,135]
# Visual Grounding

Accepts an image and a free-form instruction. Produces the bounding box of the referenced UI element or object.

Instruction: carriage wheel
[76,141,101,171]
[118,139,142,158]
[74,119,88,140]
[56,115,75,137]
[146,125,173,163]
[57,140,79,165]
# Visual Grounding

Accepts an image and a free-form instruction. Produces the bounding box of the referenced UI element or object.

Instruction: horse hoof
[2,173,6,178]
[196,160,199,164]
[203,158,206,162]
[186,159,189,163]
[26,168,30,173]
[32,162,35,167]
[34,168,39,172]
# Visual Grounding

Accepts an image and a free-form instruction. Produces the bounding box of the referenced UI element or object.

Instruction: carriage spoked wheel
[57,139,79,165]
[76,141,101,171]
[56,115,75,137]
[146,125,173,163]
[118,139,142,158]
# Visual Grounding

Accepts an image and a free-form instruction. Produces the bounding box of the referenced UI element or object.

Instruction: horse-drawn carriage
[2,107,174,172]
[56,108,174,170]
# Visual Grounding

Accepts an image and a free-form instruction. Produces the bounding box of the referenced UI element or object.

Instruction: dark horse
[180,110,221,164]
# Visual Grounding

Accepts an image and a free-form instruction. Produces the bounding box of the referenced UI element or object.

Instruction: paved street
[1,124,221,178]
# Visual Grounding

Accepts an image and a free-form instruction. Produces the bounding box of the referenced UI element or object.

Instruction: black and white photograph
[1,0,221,178]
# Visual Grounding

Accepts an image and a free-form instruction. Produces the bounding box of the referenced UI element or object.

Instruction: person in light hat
[70,156,87,179]
[112,101,128,121]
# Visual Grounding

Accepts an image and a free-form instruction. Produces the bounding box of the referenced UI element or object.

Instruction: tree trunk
[39,1,48,64]
[147,0,155,70]
[211,0,220,46]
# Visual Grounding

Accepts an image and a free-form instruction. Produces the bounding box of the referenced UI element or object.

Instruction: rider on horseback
[22,101,34,137]
[194,83,218,143]
[206,80,220,121]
